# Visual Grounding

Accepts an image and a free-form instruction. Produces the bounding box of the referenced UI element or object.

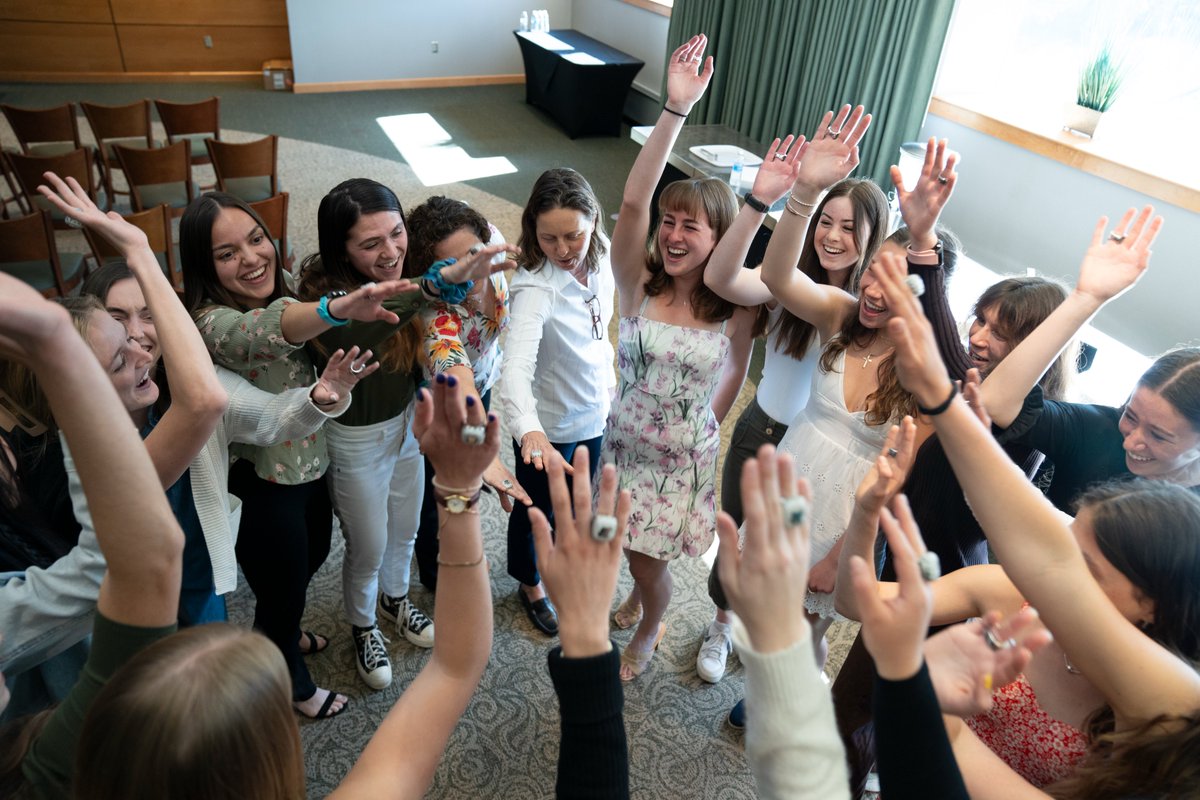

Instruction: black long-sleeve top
[547,643,629,799]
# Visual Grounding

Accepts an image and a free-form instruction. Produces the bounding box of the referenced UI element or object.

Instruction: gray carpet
[3,92,859,798]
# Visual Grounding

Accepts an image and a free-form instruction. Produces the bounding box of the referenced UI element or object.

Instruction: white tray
[689,144,763,168]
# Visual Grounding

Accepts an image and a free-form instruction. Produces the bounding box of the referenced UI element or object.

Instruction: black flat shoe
[518,589,559,636]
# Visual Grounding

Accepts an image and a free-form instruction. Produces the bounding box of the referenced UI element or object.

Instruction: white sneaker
[353,625,392,690]
[696,620,734,683]
[380,594,435,649]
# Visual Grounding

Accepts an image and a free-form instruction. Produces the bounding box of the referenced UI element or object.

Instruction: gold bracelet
[788,193,818,209]
[437,552,485,567]
[784,198,815,217]
[431,477,483,494]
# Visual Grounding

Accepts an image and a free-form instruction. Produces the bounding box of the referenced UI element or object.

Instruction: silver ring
[64,215,83,229]
[591,514,619,542]
[984,628,1016,651]
[904,274,926,298]
[774,152,787,160]
[781,495,809,528]
[501,479,513,490]
[1108,232,1127,243]
[917,550,941,582]
[827,126,841,140]
[530,449,543,459]
[937,175,949,185]
[349,362,366,375]
[887,448,898,458]
[460,424,486,446]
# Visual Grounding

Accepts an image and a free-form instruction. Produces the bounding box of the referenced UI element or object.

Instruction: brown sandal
[619,622,667,682]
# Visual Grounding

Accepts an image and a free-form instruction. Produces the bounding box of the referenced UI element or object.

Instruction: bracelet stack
[785,193,817,218]
[422,259,474,305]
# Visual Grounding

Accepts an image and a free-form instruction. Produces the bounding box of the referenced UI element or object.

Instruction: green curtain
[666,0,956,186]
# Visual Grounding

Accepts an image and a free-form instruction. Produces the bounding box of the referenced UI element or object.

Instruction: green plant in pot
[1066,46,1125,138]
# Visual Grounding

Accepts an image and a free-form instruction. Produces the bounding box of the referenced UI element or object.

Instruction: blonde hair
[75,624,304,800]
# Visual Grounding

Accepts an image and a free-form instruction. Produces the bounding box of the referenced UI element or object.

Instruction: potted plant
[1065,45,1124,138]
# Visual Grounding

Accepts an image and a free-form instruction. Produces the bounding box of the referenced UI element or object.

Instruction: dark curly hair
[404,196,491,280]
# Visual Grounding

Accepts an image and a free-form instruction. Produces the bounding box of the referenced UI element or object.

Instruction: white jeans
[326,406,424,627]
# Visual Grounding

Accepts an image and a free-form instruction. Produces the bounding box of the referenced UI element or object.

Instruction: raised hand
[925,609,1053,717]
[1074,206,1161,304]
[854,416,918,516]
[875,249,955,409]
[889,137,957,247]
[530,446,632,657]
[716,445,813,653]
[413,373,499,489]
[793,104,872,196]
[311,346,378,406]
[328,279,420,325]
[665,34,715,115]
[439,242,521,286]
[849,494,934,680]
[751,135,806,204]
[37,172,149,254]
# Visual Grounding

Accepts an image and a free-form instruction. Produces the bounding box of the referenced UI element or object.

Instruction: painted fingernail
[488,413,497,423]
[446,375,457,387]
[435,373,446,384]
[466,395,476,407]
[416,391,425,402]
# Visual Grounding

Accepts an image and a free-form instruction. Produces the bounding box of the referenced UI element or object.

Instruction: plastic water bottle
[729,157,744,193]
[520,11,529,31]
[542,9,550,30]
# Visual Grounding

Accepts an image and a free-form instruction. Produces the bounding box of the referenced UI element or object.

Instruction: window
[620,0,672,17]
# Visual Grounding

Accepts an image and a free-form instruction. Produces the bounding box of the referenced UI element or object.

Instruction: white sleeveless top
[756,305,819,425]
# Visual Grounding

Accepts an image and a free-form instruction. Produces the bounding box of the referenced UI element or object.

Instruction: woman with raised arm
[968,207,1195,508]
[602,33,757,681]
[181,190,413,719]
[296,178,510,691]
[694,121,891,683]
[498,168,615,637]
[0,273,184,797]
[873,243,1200,798]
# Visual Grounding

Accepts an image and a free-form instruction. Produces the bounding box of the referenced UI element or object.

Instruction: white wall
[570,0,670,101]
[919,114,1197,357]
[286,0,573,85]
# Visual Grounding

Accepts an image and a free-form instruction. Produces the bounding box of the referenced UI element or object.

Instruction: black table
[514,29,644,138]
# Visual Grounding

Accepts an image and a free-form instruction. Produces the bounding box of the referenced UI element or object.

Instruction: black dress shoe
[518,589,559,636]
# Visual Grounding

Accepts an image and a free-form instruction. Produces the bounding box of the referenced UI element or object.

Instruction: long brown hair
[772,178,889,359]
[75,624,304,800]
[643,178,741,325]
[1137,347,1200,435]
[518,168,607,273]
[297,178,421,374]
[973,276,1074,400]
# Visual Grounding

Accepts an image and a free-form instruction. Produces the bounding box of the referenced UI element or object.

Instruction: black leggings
[229,460,333,702]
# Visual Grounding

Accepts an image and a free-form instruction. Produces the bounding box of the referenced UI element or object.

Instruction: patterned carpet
[28,119,861,798]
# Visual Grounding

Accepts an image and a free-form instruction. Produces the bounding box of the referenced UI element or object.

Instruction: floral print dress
[418,272,508,395]
[602,296,729,561]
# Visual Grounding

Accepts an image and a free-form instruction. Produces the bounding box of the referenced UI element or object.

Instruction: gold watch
[435,487,482,514]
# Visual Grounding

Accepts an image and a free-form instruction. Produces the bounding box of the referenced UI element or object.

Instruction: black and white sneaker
[379,594,435,649]
[353,624,392,690]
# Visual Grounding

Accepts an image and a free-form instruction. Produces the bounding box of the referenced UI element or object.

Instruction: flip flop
[299,630,328,655]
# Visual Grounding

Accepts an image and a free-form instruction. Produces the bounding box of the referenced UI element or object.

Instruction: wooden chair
[154,97,220,166]
[249,192,294,272]
[0,149,29,218]
[206,135,279,203]
[6,148,107,229]
[0,103,83,155]
[115,140,195,216]
[83,204,180,289]
[80,100,155,208]
[0,210,87,297]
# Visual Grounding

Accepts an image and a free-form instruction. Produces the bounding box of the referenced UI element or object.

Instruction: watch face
[446,496,467,513]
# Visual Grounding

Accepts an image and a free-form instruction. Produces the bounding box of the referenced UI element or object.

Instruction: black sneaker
[727,698,746,730]
[379,594,435,648]
[352,624,392,690]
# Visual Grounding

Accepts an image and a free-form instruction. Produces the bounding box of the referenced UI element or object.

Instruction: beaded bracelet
[422,258,474,306]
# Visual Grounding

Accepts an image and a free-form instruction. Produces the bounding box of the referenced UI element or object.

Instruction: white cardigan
[0,366,347,676]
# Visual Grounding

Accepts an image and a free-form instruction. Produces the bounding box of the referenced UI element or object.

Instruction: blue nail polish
[415,391,425,402]
[488,413,497,423]
[435,373,446,384]
[466,395,476,407]
[446,375,457,387]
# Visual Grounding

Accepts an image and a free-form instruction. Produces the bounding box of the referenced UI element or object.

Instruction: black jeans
[506,434,604,587]
[414,389,490,591]
[229,460,332,702]
[707,397,788,610]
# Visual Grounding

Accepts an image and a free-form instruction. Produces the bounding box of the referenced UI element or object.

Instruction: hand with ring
[790,103,873,202]
[530,446,632,658]
[752,134,807,208]
[716,444,814,654]
[853,416,918,518]
[848,493,938,680]
[1072,206,1162,307]
[889,135,958,252]
[520,430,574,475]
[483,460,531,512]
[310,346,377,407]
[413,372,498,489]
[664,33,714,120]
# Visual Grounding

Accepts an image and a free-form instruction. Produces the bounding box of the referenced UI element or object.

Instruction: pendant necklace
[1063,652,1083,676]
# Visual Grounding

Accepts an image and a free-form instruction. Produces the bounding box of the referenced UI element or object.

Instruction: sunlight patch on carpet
[377,113,517,186]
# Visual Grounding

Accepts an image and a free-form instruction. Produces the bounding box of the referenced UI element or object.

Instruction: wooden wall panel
[109,0,286,27]
[118,25,291,72]
[0,0,113,24]
[0,22,123,72]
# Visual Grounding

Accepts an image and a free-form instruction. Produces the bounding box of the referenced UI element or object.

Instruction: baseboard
[0,71,261,84]
[293,73,524,94]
